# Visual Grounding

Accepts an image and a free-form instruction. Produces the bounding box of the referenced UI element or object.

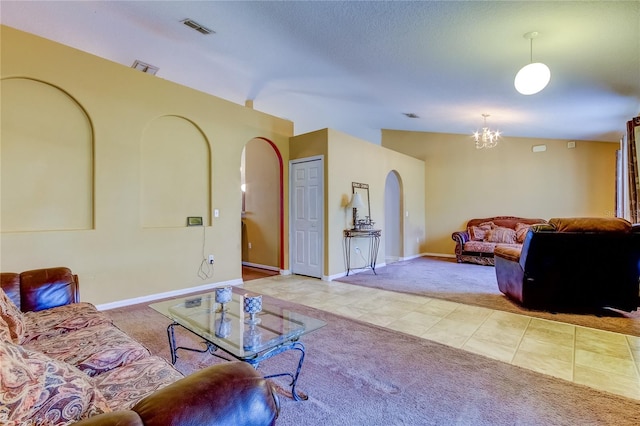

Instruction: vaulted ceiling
[2,1,639,144]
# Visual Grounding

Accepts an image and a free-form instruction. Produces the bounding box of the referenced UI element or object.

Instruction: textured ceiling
[2,1,639,144]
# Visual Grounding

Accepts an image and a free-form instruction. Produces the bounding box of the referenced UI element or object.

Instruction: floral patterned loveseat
[0,267,278,426]
[451,216,547,266]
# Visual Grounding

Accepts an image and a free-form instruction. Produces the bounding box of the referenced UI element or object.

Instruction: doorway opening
[240,138,284,279]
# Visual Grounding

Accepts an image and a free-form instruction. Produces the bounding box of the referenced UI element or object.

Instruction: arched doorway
[384,170,403,264]
[241,138,283,280]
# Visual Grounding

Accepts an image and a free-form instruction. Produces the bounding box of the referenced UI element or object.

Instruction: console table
[343,229,381,276]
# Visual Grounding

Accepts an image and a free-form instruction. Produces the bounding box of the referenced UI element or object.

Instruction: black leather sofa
[494,217,640,314]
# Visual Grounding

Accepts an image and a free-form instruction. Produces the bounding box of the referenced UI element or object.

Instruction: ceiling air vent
[182,19,214,35]
[131,60,159,75]
[403,113,420,119]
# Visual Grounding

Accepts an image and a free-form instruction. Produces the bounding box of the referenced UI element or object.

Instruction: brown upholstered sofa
[1,267,279,426]
[451,216,547,265]
[494,217,640,313]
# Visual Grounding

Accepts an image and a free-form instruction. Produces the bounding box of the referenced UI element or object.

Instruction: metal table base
[167,322,308,401]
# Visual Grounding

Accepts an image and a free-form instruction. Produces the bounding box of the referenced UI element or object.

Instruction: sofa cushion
[485,227,517,244]
[515,223,532,244]
[0,340,110,426]
[21,302,112,344]
[92,356,184,411]
[24,323,150,377]
[549,217,632,233]
[464,241,498,253]
[494,245,522,263]
[0,288,25,344]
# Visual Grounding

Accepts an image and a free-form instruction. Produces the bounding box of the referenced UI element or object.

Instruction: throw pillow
[514,223,532,244]
[0,288,25,344]
[0,340,111,425]
[485,226,517,244]
[468,222,495,241]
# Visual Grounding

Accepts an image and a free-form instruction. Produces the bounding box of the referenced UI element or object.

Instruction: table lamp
[348,192,365,230]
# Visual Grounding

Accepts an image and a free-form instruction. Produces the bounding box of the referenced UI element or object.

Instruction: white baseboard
[241,262,280,272]
[96,278,243,311]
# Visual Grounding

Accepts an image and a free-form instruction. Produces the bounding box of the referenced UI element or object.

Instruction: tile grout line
[508,316,532,365]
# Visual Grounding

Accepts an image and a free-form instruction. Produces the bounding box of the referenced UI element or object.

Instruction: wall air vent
[182,19,215,35]
[131,60,159,75]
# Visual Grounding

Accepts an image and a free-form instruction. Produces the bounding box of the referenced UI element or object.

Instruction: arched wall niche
[140,115,211,228]
[384,169,404,263]
[0,77,94,232]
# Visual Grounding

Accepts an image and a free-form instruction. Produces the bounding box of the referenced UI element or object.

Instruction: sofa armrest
[451,231,470,246]
[19,267,79,312]
[74,362,279,426]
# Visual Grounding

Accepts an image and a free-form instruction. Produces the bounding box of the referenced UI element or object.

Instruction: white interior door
[290,157,323,278]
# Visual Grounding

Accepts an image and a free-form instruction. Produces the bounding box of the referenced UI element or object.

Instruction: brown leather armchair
[74,361,280,426]
[494,217,640,313]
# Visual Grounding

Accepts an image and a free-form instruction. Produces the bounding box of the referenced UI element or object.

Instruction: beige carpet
[336,256,640,337]
[108,294,640,425]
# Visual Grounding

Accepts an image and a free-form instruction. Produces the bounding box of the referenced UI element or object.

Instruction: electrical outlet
[208,254,215,264]
[248,242,252,249]
[355,246,360,252]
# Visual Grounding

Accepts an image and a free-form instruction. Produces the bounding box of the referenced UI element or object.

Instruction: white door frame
[289,155,324,278]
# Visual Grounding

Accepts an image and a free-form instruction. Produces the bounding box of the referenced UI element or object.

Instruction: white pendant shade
[514,62,551,95]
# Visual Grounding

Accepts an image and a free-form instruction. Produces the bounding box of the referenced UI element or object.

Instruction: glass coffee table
[150,290,326,401]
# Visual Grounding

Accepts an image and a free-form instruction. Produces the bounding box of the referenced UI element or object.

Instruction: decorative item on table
[243,322,262,351]
[243,293,262,324]
[356,216,375,231]
[214,310,232,338]
[215,286,232,312]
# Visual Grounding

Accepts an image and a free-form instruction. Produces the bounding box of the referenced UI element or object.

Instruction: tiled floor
[241,273,640,400]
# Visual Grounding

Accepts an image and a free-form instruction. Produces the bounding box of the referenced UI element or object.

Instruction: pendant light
[514,31,551,95]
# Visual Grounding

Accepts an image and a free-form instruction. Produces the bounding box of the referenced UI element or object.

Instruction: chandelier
[514,31,551,95]
[473,114,500,149]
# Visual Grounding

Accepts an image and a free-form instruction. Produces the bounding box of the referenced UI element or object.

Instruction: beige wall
[291,129,426,277]
[0,26,292,305]
[382,129,619,255]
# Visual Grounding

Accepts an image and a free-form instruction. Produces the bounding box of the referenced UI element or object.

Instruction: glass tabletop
[150,290,326,359]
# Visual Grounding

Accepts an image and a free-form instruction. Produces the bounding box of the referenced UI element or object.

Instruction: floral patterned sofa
[0,267,278,426]
[451,216,547,265]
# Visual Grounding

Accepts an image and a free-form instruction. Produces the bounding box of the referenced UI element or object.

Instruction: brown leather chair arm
[74,411,143,426]
[75,362,279,426]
